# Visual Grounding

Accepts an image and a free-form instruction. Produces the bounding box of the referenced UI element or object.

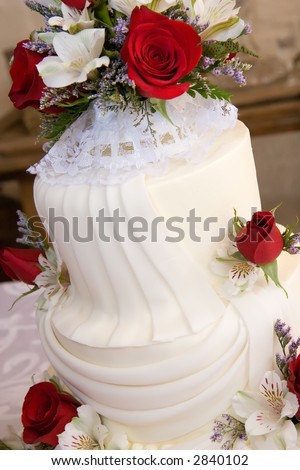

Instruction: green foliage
[203,39,258,60]
[260,260,288,297]
[40,102,90,142]
[188,81,232,102]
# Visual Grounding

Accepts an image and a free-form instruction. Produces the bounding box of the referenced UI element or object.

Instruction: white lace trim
[28,93,237,185]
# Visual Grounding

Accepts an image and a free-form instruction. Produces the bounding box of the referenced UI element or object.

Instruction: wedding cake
[2,0,300,451]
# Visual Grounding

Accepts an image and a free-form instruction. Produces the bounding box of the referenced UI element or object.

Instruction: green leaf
[93,0,113,28]
[41,101,90,142]
[150,99,175,125]
[231,251,247,262]
[259,260,288,297]
[188,81,232,102]
[9,285,40,311]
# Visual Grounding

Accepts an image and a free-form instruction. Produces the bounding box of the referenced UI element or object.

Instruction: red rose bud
[287,355,300,420]
[121,6,202,100]
[0,247,43,285]
[62,0,88,9]
[22,382,80,447]
[235,211,284,265]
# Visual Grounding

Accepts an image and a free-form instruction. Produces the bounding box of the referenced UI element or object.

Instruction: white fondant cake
[34,119,300,449]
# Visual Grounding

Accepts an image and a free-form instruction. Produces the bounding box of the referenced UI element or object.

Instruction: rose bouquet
[8,0,255,143]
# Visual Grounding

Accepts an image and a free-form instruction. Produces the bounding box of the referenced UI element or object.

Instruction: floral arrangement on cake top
[9,0,255,144]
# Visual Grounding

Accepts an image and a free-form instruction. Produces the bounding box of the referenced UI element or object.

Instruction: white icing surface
[33,119,300,448]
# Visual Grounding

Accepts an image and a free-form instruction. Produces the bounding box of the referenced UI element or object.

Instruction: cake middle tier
[34,120,261,348]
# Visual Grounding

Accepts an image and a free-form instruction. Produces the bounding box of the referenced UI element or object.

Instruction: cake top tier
[9,1,255,156]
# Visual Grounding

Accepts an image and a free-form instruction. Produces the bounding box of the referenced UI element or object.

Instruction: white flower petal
[53,32,84,63]
[245,409,280,436]
[232,390,265,419]
[79,56,110,81]
[281,392,299,419]
[249,420,298,450]
[211,259,234,277]
[37,56,79,87]
[105,431,129,450]
[58,405,109,450]
[108,0,151,16]
[209,18,246,41]
[59,422,97,450]
[76,405,106,436]
[38,32,56,44]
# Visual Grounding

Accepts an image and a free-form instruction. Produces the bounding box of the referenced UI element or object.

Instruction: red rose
[62,0,87,9]
[120,6,202,100]
[0,247,43,285]
[235,211,283,265]
[287,355,300,420]
[8,41,49,111]
[22,382,80,447]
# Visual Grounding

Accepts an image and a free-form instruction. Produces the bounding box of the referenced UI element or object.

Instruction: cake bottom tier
[38,256,300,449]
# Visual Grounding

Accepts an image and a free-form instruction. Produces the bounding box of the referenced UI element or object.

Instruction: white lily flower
[183,0,245,41]
[48,2,94,33]
[108,0,176,16]
[249,420,298,450]
[211,243,259,296]
[232,371,299,449]
[34,248,69,302]
[37,29,110,87]
[58,405,129,450]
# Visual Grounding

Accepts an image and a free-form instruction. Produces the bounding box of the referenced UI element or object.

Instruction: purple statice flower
[191,16,209,33]
[275,319,300,379]
[212,58,251,86]
[111,17,129,48]
[244,23,253,35]
[200,56,216,70]
[16,210,46,250]
[275,319,292,348]
[210,414,246,449]
[286,233,300,255]
[23,40,54,56]
[25,0,61,21]
[233,68,247,86]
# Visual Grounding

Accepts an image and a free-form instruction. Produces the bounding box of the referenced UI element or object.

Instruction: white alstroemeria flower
[48,2,94,33]
[211,244,259,296]
[248,420,298,450]
[183,0,245,41]
[37,29,110,87]
[108,0,176,16]
[34,248,69,301]
[232,371,299,449]
[58,405,129,450]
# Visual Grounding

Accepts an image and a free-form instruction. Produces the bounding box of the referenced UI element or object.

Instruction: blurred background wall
[0,0,299,237]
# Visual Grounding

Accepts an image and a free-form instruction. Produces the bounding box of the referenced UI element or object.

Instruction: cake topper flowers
[8,0,255,144]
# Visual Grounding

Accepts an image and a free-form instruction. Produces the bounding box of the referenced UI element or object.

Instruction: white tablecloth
[0,282,48,439]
